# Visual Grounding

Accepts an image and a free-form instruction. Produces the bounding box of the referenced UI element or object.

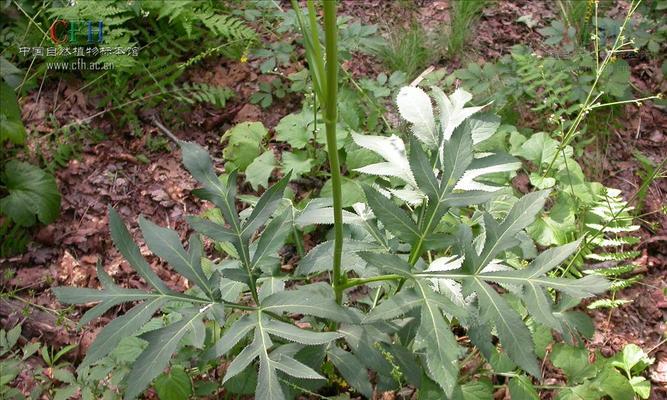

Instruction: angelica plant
[53,2,612,399]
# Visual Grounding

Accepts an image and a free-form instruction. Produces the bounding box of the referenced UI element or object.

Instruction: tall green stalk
[322,1,344,305]
[291,0,345,304]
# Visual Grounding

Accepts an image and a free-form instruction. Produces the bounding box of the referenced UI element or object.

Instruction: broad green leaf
[320,176,366,207]
[396,86,438,148]
[550,344,597,384]
[363,185,419,244]
[245,150,277,191]
[108,208,171,294]
[0,81,26,144]
[124,309,204,400]
[592,365,635,400]
[275,112,310,149]
[261,284,356,323]
[610,344,654,376]
[80,297,166,369]
[0,161,60,226]
[282,151,313,177]
[221,122,267,171]
[263,318,342,345]
[153,366,192,400]
[508,375,539,400]
[454,379,494,400]
[139,217,213,297]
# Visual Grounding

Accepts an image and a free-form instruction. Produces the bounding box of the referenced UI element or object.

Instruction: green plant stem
[321,1,345,306]
[340,274,404,290]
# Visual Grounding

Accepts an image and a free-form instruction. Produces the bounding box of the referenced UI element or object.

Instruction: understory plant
[53,2,615,399]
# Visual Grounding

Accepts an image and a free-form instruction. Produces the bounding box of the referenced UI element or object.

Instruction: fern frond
[585,250,641,262]
[587,299,632,309]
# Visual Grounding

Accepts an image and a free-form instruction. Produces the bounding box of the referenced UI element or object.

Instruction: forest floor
[1,0,665,399]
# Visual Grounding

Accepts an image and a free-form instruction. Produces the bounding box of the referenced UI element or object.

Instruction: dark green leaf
[0,161,60,226]
[109,208,170,294]
[363,185,419,244]
[139,217,213,297]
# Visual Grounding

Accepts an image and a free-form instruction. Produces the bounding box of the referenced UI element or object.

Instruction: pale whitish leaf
[585,223,640,233]
[329,346,373,398]
[465,113,501,145]
[351,133,415,186]
[139,217,213,297]
[263,318,342,345]
[426,256,465,307]
[396,86,438,148]
[587,299,632,309]
[108,208,171,294]
[454,153,521,192]
[80,297,166,369]
[124,310,204,400]
[431,86,485,141]
[295,205,364,227]
[388,187,425,205]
